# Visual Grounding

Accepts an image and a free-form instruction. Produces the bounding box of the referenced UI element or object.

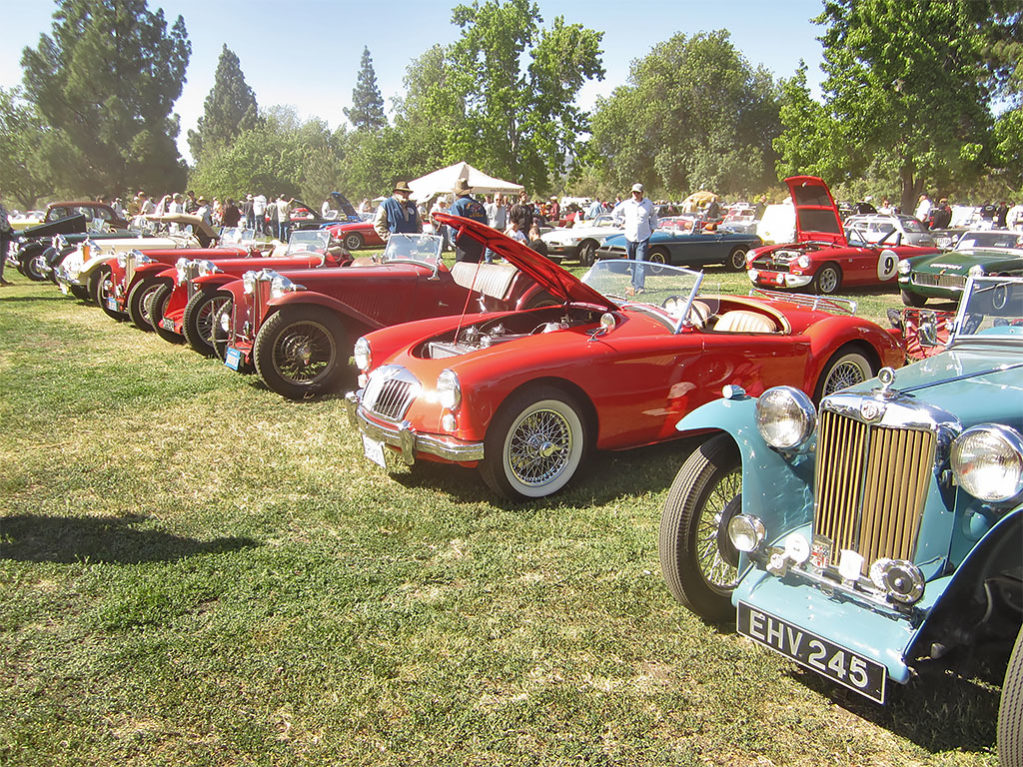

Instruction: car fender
[264,289,383,335]
[192,273,236,291]
[132,261,175,282]
[800,316,903,388]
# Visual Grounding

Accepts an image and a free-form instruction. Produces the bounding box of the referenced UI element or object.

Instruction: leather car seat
[714,310,777,333]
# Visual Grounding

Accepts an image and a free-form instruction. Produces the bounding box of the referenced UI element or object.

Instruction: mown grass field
[0,260,996,766]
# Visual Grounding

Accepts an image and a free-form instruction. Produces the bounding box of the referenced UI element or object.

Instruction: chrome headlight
[219,306,232,332]
[175,257,190,283]
[897,259,911,275]
[270,274,300,298]
[196,259,221,277]
[728,514,765,553]
[951,424,1023,503]
[755,386,816,450]
[796,255,810,269]
[353,337,371,372]
[967,264,985,278]
[437,369,461,411]
[242,271,258,295]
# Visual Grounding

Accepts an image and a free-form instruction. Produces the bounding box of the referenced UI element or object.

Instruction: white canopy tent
[408,162,523,202]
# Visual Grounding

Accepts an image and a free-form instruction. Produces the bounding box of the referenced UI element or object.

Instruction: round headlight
[967,264,985,278]
[197,259,220,277]
[437,369,461,411]
[796,255,810,269]
[219,306,232,332]
[242,271,257,295]
[755,386,816,450]
[897,259,911,275]
[270,274,298,298]
[175,257,190,283]
[951,424,1023,503]
[727,514,765,553]
[353,337,371,371]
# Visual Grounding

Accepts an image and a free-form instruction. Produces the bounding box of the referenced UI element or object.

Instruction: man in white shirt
[1007,201,1023,232]
[914,193,932,225]
[252,193,267,234]
[612,183,658,295]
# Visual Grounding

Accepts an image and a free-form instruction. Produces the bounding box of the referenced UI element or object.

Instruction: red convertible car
[324,219,384,251]
[147,229,350,354]
[345,214,906,500]
[212,232,552,399]
[746,176,941,294]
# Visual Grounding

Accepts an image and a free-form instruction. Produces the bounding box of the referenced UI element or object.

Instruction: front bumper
[747,267,813,289]
[344,391,485,465]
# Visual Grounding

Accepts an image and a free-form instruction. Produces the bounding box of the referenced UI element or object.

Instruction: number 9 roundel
[877,248,899,281]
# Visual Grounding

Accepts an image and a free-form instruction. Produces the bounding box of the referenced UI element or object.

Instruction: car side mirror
[918,316,939,347]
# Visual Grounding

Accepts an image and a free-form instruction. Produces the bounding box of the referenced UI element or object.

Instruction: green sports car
[898,229,1023,306]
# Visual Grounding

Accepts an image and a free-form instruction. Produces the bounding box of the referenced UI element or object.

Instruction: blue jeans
[626,237,649,290]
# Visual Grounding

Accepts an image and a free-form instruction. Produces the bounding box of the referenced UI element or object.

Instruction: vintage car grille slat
[911,273,966,290]
[814,410,934,573]
[185,263,201,300]
[373,379,414,420]
[363,366,421,422]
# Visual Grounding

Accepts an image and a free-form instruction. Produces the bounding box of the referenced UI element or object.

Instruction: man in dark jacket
[448,178,488,262]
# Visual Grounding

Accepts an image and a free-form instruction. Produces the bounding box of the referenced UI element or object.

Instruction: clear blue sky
[0,0,828,162]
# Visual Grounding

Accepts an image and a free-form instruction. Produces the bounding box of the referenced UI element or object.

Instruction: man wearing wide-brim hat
[448,178,489,262]
[373,180,421,242]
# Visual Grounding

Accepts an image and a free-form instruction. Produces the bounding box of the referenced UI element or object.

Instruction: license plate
[106,297,118,312]
[737,601,887,703]
[160,317,175,331]
[224,347,242,371]
[362,434,386,468]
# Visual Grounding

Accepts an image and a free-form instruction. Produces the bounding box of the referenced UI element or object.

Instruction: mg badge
[810,535,832,570]
[860,399,885,422]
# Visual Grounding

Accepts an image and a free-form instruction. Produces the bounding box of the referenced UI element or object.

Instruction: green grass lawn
[0,266,994,766]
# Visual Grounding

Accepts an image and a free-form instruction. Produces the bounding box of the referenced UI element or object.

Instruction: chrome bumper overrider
[344,391,485,465]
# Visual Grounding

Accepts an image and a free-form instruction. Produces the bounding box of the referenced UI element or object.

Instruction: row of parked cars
[7,192,1021,763]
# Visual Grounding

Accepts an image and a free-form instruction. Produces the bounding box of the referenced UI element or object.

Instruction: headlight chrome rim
[951,424,1023,503]
[353,337,371,372]
[437,369,461,411]
[755,386,816,451]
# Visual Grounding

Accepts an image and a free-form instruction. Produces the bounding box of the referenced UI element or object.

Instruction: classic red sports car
[324,219,384,251]
[147,229,350,354]
[212,233,552,399]
[345,214,906,500]
[746,176,941,294]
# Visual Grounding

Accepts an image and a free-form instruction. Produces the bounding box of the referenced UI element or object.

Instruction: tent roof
[408,162,523,201]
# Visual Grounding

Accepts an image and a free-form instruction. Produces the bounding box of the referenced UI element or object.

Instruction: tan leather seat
[688,300,712,328]
[714,309,777,333]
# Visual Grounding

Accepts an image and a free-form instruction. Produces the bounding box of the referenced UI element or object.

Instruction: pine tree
[188,45,259,163]
[344,47,387,131]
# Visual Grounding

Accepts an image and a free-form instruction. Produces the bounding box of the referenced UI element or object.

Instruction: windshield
[381,233,443,265]
[580,260,718,332]
[956,231,1023,252]
[220,227,257,245]
[285,229,332,256]
[953,276,1023,343]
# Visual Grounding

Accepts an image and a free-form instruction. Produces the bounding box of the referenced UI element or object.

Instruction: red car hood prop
[784,175,847,247]
[433,212,617,312]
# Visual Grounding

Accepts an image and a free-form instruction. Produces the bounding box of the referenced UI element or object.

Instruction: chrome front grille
[125,253,139,285]
[911,272,966,290]
[183,262,202,299]
[814,409,935,573]
[363,366,421,422]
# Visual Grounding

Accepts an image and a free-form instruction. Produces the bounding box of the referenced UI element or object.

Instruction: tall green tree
[588,31,780,197]
[0,88,50,209]
[187,44,258,163]
[806,0,996,210]
[21,0,191,196]
[444,0,604,194]
[344,47,387,132]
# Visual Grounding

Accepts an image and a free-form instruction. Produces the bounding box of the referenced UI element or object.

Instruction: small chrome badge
[810,535,832,570]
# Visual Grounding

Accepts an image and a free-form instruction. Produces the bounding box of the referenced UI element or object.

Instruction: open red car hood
[434,212,616,311]
[785,175,847,246]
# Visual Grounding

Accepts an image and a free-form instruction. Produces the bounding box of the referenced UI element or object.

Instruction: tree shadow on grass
[0,513,258,564]
[784,637,1012,756]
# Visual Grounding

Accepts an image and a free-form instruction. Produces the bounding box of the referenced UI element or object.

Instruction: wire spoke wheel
[272,320,336,384]
[507,407,575,487]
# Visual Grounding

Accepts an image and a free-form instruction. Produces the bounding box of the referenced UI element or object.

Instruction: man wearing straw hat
[448,177,488,262]
[373,180,422,242]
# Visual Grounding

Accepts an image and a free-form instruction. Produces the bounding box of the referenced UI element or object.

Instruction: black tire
[93,266,125,320]
[727,246,748,272]
[69,284,90,301]
[147,283,182,343]
[998,626,1023,767]
[126,279,165,331]
[343,232,364,251]
[24,253,49,282]
[900,288,927,307]
[183,290,231,356]
[253,305,347,399]
[814,347,874,401]
[647,247,669,275]
[479,385,589,499]
[812,263,842,295]
[578,240,597,266]
[658,434,742,622]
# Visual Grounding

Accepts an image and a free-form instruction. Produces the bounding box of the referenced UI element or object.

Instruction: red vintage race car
[346,213,906,500]
[746,176,941,294]
[324,219,384,251]
[211,232,552,399]
[147,229,351,354]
